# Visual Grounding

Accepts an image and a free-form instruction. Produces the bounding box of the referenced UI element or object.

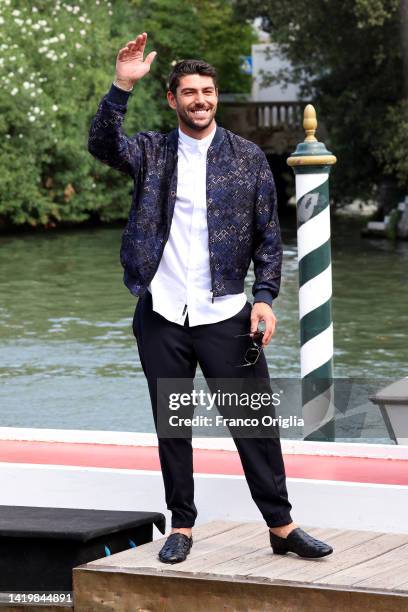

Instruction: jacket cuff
[106,82,133,106]
[253,289,274,308]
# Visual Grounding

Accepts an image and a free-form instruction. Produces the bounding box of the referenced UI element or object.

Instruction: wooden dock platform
[73,520,408,611]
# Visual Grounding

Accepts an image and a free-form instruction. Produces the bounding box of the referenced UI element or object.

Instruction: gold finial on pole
[287,104,337,166]
[303,104,317,142]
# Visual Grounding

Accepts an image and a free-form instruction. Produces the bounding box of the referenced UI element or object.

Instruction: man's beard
[177,105,216,132]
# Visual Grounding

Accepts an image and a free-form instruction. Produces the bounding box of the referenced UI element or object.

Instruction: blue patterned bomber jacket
[88,83,282,307]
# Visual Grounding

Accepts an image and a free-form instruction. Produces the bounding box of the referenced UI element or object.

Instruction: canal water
[0,216,406,441]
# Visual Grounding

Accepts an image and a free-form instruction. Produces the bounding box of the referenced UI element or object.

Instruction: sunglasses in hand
[234,330,264,367]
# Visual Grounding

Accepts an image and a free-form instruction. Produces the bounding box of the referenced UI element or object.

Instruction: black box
[0,506,165,592]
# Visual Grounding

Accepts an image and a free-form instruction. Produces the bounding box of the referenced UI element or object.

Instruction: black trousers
[133,291,293,529]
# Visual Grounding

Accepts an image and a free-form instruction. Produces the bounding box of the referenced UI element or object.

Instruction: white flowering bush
[0,0,159,227]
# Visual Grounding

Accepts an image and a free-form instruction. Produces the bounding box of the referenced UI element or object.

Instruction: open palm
[115,32,156,84]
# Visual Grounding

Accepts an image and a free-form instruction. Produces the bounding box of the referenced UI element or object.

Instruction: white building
[251,43,301,102]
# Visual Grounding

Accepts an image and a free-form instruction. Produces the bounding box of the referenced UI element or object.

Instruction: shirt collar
[178,124,217,152]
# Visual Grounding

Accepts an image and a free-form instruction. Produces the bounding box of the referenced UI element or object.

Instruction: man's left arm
[251,154,283,345]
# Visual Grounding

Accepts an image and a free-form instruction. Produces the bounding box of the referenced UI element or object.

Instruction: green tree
[236,0,407,207]
[0,0,159,228]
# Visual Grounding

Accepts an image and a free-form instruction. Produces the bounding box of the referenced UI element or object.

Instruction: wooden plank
[83,520,253,569]
[108,521,265,573]
[77,520,408,601]
[73,568,408,612]
[84,523,334,576]
[209,528,340,578]
[158,522,264,573]
[84,519,242,568]
[323,542,408,590]
[244,529,381,583]
[354,561,408,591]
[130,528,339,581]
[313,533,408,589]
[395,577,408,591]
[273,529,383,581]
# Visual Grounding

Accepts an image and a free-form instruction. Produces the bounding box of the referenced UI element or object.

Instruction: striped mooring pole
[287,105,337,441]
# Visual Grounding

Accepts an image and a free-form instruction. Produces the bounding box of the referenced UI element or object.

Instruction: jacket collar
[168,124,224,154]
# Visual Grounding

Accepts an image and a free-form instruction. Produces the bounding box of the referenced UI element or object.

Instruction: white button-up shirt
[148,125,247,326]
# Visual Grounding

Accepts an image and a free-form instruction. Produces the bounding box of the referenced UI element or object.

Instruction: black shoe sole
[158,548,192,564]
[157,551,190,565]
[272,545,333,558]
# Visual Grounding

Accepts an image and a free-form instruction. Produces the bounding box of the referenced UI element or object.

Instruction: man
[88,32,333,563]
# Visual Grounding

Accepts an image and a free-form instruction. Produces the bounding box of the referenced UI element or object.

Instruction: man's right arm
[87,32,156,177]
[87,82,141,177]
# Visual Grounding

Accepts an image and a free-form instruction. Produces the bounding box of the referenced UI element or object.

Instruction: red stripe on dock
[0,440,407,486]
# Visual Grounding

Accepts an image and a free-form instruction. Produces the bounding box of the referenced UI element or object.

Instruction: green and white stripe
[296,172,335,439]
[287,105,337,441]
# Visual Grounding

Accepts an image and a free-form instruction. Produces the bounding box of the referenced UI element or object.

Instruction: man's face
[167,74,218,133]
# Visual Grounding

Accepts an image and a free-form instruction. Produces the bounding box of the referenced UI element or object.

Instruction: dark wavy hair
[168,59,218,95]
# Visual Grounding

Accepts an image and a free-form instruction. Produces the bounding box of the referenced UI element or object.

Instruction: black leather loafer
[158,533,193,564]
[270,527,333,558]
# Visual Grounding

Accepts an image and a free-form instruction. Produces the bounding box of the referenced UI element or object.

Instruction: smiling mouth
[189,108,211,118]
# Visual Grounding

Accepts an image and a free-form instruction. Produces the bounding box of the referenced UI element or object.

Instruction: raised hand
[115,32,157,88]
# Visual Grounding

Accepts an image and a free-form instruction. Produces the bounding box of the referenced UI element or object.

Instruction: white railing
[220,100,308,130]
[255,101,305,129]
